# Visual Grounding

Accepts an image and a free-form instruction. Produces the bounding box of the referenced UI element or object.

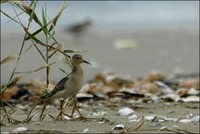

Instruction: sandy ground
[1,101,199,133]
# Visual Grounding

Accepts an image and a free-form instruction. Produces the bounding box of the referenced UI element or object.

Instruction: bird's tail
[39,91,52,102]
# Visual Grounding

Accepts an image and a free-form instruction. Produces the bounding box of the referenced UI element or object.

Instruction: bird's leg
[70,97,110,122]
[56,99,72,120]
[56,99,65,120]
[69,96,84,119]
[56,98,74,120]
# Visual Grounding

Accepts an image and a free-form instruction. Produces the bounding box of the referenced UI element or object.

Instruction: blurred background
[1,1,199,84]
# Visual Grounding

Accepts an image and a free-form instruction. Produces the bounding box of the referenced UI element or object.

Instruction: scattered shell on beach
[191,115,200,122]
[117,107,134,116]
[83,128,89,133]
[1,71,199,107]
[179,119,192,123]
[179,79,199,89]
[160,94,180,102]
[145,116,156,121]
[128,114,139,122]
[179,96,199,102]
[112,124,125,130]
[90,111,106,116]
[12,127,28,133]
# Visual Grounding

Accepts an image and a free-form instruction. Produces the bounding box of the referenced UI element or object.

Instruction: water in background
[1,1,199,31]
[1,1,199,84]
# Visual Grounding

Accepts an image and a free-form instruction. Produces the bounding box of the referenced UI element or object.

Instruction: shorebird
[41,54,91,120]
[67,19,92,37]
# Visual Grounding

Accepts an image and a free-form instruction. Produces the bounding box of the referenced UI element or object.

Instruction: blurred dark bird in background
[66,19,92,37]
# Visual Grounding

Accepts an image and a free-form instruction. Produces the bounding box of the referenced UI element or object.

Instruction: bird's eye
[76,57,80,59]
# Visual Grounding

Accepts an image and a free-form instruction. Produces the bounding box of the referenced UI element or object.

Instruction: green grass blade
[0,10,20,25]
[49,1,67,31]
[23,26,48,47]
[25,1,67,40]
[42,6,48,35]
[0,54,19,65]
[28,0,38,22]
[12,1,43,26]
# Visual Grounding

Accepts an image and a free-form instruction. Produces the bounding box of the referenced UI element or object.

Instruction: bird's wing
[41,76,69,100]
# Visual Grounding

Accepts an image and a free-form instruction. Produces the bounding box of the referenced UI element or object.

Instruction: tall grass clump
[0,0,71,124]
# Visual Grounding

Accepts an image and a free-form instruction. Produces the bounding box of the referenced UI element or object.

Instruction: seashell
[187,88,199,95]
[91,111,106,116]
[154,81,174,94]
[142,71,166,83]
[110,77,134,88]
[94,73,106,83]
[106,75,116,83]
[177,88,199,97]
[179,79,199,89]
[12,127,28,133]
[128,114,138,121]
[161,94,180,102]
[117,107,134,116]
[145,115,155,121]
[176,88,190,96]
[191,116,200,122]
[107,92,125,98]
[120,88,145,99]
[1,86,19,101]
[83,128,89,133]
[179,119,191,123]
[101,84,120,94]
[186,113,193,118]
[1,91,14,102]
[164,117,177,122]
[79,84,90,93]
[88,83,119,95]
[1,132,10,134]
[64,115,71,120]
[12,88,31,100]
[112,124,125,130]
[178,96,199,102]
[99,121,106,124]
[76,93,93,99]
[140,83,160,94]
[15,104,26,110]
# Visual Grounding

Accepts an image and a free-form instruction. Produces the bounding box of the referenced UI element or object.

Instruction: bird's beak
[83,60,91,65]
